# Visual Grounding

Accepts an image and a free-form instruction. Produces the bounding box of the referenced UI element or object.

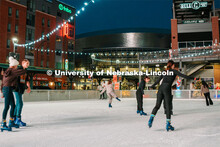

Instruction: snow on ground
[0,98,220,147]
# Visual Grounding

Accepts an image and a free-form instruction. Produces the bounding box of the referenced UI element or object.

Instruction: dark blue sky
[61,0,220,35]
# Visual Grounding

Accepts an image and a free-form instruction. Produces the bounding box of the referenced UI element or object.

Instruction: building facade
[171,0,220,88]
[0,0,75,70]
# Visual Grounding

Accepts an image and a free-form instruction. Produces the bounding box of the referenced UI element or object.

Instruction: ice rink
[0,98,220,147]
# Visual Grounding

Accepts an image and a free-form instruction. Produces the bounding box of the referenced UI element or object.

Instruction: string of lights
[14,0,96,47]
[23,43,220,56]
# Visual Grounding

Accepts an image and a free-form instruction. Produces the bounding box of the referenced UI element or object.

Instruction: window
[47,20,50,27]
[7,39,10,48]
[15,25,18,33]
[16,9,19,18]
[27,0,35,11]
[7,23,11,32]
[42,4,45,12]
[26,13,35,26]
[47,61,49,67]
[48,7,50,14]
[42,18,44,26]
[41,60,43,67]
[8,7,12,16]
[26,28,35,41]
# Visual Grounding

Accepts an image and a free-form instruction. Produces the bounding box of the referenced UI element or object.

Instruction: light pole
[12,37,18,53]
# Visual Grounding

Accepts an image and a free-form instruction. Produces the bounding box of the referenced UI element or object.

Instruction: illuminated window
[15,24,18,33]
[7,39,10,48]
[8,7,12,16]
[7,23,11,32]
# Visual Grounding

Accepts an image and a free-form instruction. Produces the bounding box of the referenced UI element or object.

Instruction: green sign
[65,59,69,70]
[59,4,72,14]
[180,1,208,10]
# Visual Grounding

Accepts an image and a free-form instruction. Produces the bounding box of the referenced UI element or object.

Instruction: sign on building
[180,1,208,10]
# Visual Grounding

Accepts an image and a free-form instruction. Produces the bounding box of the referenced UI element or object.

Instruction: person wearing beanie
[1,57,29,132]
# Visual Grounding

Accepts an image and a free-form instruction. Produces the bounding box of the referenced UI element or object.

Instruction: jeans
[2,87,15,120]
[14,92,23,118]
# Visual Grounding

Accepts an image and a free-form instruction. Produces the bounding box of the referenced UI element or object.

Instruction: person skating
[148,60,197,131]
[0,57,29,132]
[97,84,104,99]
[163,76,178,115]
[14,59,31,127]
[100,80,121,108]
[201,81,213,106]
[136,76,150,116]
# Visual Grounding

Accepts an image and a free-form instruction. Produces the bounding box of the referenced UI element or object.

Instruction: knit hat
[9,56,19,67]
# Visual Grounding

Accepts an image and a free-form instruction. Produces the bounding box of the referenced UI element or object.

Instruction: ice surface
[0,98,220,147]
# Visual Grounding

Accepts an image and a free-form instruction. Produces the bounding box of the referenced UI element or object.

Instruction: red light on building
[63,23,74,39]
[64,24,69,36]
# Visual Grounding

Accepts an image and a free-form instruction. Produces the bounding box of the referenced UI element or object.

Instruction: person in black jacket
[148,60,197,131]
[136,76,150,116]
[14,59,31,127]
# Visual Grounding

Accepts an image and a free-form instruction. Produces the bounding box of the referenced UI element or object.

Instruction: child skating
[100,80,121,108]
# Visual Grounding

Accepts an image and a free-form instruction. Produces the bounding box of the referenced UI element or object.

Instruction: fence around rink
[0,90,219,102]
[19,90,220,102]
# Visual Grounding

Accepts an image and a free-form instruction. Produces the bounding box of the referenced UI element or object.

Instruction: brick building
[0,0,75,69]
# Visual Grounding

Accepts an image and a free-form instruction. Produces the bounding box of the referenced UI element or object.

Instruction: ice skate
[166,121,174,131]
[140,111,147,116]
[148,115,155,128]
[137,110,140,114]
[109,103,112,108]
[116,97,121,101]
[1,121,12,132]
[9,119,20,128]
[15,117,26,127]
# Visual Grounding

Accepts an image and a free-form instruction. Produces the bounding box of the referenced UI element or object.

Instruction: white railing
[1,90,219,103]
[20,90,220,102]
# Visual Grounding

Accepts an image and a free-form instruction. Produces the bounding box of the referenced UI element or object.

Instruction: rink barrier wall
[0,90,219,102]
[22,90,220,102]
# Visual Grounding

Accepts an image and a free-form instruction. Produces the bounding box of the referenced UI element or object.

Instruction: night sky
[61,0,220,36]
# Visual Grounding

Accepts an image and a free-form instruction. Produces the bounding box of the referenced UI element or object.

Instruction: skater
[201,81,213,106]
[100,80,121,108]
[1,57,29,132]
[14,59,31,126]
[148,60,197,131]
[136,76,150,116]
[97,84,104,99]
[190,82,195,98]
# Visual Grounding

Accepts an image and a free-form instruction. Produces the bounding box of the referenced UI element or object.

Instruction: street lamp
[12,37,18,53]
